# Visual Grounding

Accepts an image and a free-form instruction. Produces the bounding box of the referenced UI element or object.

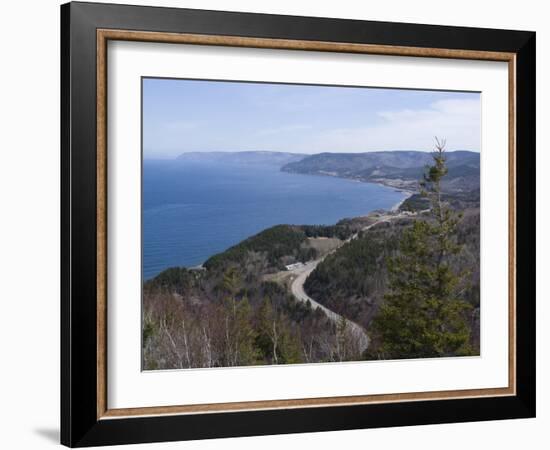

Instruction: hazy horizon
[143,78,481,159]
[144,148,479,160]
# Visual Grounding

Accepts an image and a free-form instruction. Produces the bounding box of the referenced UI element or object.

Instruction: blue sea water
[143,160,406,280]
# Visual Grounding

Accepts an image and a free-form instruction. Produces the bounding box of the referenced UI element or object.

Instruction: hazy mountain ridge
[281,150,480,193]
[176,150,480,192]
[176,151,306,166]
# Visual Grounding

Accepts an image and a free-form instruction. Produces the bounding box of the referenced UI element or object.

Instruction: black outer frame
[60,1,536,447]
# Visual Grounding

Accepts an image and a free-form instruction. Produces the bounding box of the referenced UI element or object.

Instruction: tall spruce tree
[234,295,259,365]
[257,297,279,364]
[372,138,473,359]
[220,268,259,366]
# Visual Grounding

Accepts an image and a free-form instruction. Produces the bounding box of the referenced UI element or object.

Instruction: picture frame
[60,1,536,447]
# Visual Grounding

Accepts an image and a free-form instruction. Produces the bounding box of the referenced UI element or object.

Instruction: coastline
[390,190,414,212]
[331,175,416,213]
[282,168,417,212]
[144,170,416,280]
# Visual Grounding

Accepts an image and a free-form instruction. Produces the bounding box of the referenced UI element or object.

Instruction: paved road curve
[290,259,370,351]
[288,213,412,353]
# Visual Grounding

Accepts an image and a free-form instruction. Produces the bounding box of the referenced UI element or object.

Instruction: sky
[143,78,481,159]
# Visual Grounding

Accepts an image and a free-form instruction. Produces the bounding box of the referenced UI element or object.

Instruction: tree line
[143,269,366,370]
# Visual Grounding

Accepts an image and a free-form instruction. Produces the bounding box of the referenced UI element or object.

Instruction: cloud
[308,98,480,152]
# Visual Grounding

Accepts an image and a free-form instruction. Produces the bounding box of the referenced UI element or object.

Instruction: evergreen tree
[234,296,259,365]
[221,268,259,366]
[372,138,473,359]
[256,297,279,363]
[276,319,302,364]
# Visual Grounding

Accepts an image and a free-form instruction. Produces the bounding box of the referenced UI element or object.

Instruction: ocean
[143,160,406,280]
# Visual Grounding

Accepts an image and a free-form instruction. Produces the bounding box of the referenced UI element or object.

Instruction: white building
[285,262,304,271]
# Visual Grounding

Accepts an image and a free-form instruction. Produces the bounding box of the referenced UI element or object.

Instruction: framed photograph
[61,2,536,447]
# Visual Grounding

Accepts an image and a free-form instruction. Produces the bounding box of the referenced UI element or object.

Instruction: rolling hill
[281,150,480,193]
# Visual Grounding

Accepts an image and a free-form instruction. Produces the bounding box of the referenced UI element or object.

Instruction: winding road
[288,212,412,353]
[290,259,370,351]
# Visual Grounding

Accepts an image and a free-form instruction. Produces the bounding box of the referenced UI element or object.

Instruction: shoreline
[145,174,416,280]
[390,190,414,212]
[282,168,417,212]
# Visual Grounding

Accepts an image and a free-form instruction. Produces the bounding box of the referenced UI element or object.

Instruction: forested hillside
[204,224,353,271]
[304,209,480,355]
[143,222,361,370]
[302,143,481,358]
